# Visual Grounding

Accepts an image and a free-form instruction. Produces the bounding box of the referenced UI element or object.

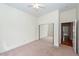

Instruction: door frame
[60,20,78,53]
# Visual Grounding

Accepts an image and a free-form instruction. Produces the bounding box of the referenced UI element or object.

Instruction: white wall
[60,8,76,23]
[38,10,60,47]
[0,4,37,53]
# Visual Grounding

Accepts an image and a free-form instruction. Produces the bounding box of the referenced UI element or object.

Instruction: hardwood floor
[61,39,73,47]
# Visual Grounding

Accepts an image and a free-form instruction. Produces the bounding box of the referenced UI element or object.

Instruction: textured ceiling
[5,3,78,17]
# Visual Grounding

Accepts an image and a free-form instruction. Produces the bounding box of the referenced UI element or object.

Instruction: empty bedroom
[0,3,79,56]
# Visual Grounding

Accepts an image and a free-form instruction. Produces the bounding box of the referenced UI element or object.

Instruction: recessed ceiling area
[5,3,78,17]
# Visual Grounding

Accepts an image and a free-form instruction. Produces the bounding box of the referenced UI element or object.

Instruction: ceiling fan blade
[39,6,45,8]
[28,5,33,7]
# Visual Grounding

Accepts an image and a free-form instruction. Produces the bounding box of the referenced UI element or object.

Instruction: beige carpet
[0,39,77,56]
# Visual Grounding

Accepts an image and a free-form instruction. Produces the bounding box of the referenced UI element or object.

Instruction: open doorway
[61,22,73,47]
[39,23,54,44]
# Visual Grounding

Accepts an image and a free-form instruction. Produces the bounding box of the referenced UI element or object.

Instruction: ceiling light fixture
[32,3,41,9]
[28,3,45,9]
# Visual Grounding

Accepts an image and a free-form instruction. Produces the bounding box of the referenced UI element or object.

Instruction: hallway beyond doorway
[61,22,73,47]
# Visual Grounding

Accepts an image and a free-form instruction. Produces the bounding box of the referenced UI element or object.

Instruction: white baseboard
[0,39,37,53]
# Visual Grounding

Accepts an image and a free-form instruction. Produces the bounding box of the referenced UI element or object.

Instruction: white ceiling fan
[28,3,45,9]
